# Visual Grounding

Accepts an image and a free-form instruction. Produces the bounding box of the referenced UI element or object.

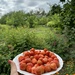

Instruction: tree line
[0,0,75,30]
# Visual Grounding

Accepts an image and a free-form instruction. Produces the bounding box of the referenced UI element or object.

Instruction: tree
[0,14,7,24]
[5,11,26,27]
[50,4,62,15]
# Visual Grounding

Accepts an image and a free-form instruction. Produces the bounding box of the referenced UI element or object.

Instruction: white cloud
[0,0,66,17]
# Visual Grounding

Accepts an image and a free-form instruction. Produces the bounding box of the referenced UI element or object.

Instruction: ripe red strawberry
[35,50,39,54]
[39,54,44,58]
[26,66,32,73]
[23,51,30,56]
[27,63,33,67]
[51,54,57,59]
[30,56,34,59]
[31,67,36,74]
[45,51,50,56]
[20,62,27,71]
[25,58,31,63]
[34,55,39,60]
[42,57,48,64]
[51,60,59,67]
[18,56,25,62]
[30,51,34,56]
[37,60,43,65]
[50,62,57,70]
[30,48,35,52]
[44,55,48,59]
[24,56,29,59]
[40,51,45,55]
[32,58,37,64]
[34,64,39,67]
[20,60,25,63]
[44,64,51,72]
[48,58,53,62]
[35,66,44,75]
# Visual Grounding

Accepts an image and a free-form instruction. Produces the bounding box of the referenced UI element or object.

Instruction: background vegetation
[0,0,75,75]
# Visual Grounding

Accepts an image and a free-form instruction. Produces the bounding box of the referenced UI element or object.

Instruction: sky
[0,0,67,17]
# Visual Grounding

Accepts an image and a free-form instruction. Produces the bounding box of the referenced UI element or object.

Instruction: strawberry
[31,66,36,74]
[23,51,30,56]
[34,55,39,60]
[26,66,32,73]
[35,66,44,75]
[44,64,51,72]
[48,58,53,62]
[42,57,48,64]
[51,54,57,59]
[37,60,43,65]
[20,62,27,71]
[30,51,34,56]
[30,48,35,52]
[18,56,25,62]
[52,60,59,67]
[45,51,50,56]
[40,51,45,55]
[27,63,34,67]
[39,54,44,58]
[25,58,31,63]
[50,62,57,70]
[34,64,39,67]
[30,56,34,59]
[20,60,25,63]
[35,50,39,54]
[44,55,48,59]
[32,58,37,64]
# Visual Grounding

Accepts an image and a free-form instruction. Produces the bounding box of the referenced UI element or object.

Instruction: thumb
[8,60,18,75]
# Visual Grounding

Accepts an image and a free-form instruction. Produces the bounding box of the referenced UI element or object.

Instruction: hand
[8,60,19,75]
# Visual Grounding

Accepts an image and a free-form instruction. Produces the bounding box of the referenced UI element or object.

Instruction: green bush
[39,16,48,25]
[47,21,56,27]
[47,14,61,28]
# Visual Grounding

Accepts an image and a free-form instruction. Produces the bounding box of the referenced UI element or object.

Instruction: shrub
[47,14,61,28]
[47,21,56,27]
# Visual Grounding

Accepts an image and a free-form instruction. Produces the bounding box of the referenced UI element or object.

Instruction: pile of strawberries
[18,48,59,75]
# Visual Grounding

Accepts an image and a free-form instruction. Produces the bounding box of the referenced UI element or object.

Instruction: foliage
[0,14,7,24]
[47,4,62,16]
[47,21,55,27]
[6,11,26,27]
[47,14,61,28]
[59,0,75,61]
[39,16,48,25]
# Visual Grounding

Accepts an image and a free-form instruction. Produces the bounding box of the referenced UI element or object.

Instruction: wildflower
[73,74,75,75]
[66,74,68,75]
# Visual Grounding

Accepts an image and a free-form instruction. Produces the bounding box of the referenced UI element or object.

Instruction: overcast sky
[0,0,67,17]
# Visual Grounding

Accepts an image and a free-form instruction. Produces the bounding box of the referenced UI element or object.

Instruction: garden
[0,0,75,75]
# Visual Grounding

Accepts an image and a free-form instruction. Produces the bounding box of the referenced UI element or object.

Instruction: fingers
[8,60,19,75]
